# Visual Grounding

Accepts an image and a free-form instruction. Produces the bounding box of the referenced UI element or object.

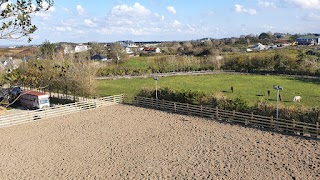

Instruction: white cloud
[76,5,85,15]
[84,19,97,27]
[167,6,177,14]
[33,3,55,20]
[260,24,276,30]
[62,7,70,13]
[259,1,276,8]
[34,12,51,19]
[303,12,320,20]
[234,4,257,15]
[111,3,151,17]
[285,0,320,9]
[56,26,72,32]
[172,20,182,28]
[206,10,215,16]
[102,2,166,35]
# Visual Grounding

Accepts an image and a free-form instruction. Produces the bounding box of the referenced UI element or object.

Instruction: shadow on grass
[287,76,320,85]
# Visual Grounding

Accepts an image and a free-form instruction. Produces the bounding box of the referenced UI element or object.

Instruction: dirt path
[0,105,318,179]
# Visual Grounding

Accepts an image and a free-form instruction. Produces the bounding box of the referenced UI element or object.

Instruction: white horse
[293,96,301,102]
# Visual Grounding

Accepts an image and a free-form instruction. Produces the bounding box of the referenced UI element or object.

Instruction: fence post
[270,116,274,129]
[232,110,235,123]
[187,103,190,115]
[113,95,116,103]
[292,119,295,134]
[201,105,203,117]
[215,107,219,120]
[174,102,176,112]
[317,122,319,138]
[302,126,306,136]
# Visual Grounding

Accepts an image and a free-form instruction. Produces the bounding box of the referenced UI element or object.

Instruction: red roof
[143,47,157,51]
[23,91,48,96]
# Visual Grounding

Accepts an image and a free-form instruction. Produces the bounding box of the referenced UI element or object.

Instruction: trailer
[20,91,50,109]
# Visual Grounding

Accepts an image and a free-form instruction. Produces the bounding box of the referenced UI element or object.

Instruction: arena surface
[0,105,319,179]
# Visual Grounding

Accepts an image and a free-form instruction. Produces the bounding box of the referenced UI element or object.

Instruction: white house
[75,44,91,53]
[63,46,75,54]
[248,43,267,51]
[125,47,134,54]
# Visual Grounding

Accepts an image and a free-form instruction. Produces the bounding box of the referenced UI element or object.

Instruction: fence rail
[133,96,319,139]
[0,95,124,128]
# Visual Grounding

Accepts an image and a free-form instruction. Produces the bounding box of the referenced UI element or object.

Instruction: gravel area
[0,104,319,179]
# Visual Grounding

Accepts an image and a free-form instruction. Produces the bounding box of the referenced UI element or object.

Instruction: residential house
[119,40,138,54]
[142,47,161,53]
[274,33,285,39]
[296,35,320,45]
[91,54,110,62]
[75,44,91,53]
[63,44,91,54]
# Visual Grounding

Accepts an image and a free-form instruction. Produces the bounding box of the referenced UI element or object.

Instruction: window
[40,99,49,104]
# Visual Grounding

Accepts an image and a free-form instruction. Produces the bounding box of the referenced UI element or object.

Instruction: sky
[2,0,320,45]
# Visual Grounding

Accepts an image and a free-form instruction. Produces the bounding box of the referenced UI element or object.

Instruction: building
[141,47,161,53]
[75,44,91,53]
[274,33,286,39]
[296,35,320,45]
[91,54,110,62]
[247,43,267,51]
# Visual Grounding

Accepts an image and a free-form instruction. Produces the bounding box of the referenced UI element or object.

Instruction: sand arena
[0,105,319,179]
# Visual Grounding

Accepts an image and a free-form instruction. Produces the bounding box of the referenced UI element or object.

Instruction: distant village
[1,33,320,73]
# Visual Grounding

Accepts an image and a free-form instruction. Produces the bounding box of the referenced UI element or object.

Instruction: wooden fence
[133,96,319,139]
[0,95,124,128]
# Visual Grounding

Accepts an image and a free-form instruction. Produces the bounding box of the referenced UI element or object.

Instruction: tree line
[3,59,97,99]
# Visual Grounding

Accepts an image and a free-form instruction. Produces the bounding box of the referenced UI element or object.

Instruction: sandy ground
[0,105,319,179]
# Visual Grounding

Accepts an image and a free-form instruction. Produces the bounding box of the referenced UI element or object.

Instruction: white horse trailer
[20,91,50,109]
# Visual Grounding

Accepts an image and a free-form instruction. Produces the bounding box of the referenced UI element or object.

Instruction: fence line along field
[134,96,319,138]
[0,104,318,179]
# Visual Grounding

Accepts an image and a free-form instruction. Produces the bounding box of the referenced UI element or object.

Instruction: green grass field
[121,56,149,69]
[97,74,320,108]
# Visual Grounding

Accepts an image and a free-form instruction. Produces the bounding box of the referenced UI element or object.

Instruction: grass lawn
[97,74,320,108]
[121,56,149,69]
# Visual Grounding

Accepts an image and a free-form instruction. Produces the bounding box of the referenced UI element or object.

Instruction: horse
[293,96,301,102]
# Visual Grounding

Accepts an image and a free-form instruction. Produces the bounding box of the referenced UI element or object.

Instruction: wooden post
[215,107,219,120]
[232,110,235,123]
[201,105,203,117]
[162,99,164,110]
[113,95,116,103]
[302,126,306,136]
[270,116,274,129]
[292,119,296,134]
[174,102,176,112]
[317,122,319,138]
[187,103,190,115]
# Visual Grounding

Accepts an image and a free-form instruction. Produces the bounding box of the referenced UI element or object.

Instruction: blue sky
[3,0,320,45]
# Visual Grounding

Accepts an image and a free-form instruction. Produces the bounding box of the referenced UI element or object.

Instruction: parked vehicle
[20,91,50,109]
